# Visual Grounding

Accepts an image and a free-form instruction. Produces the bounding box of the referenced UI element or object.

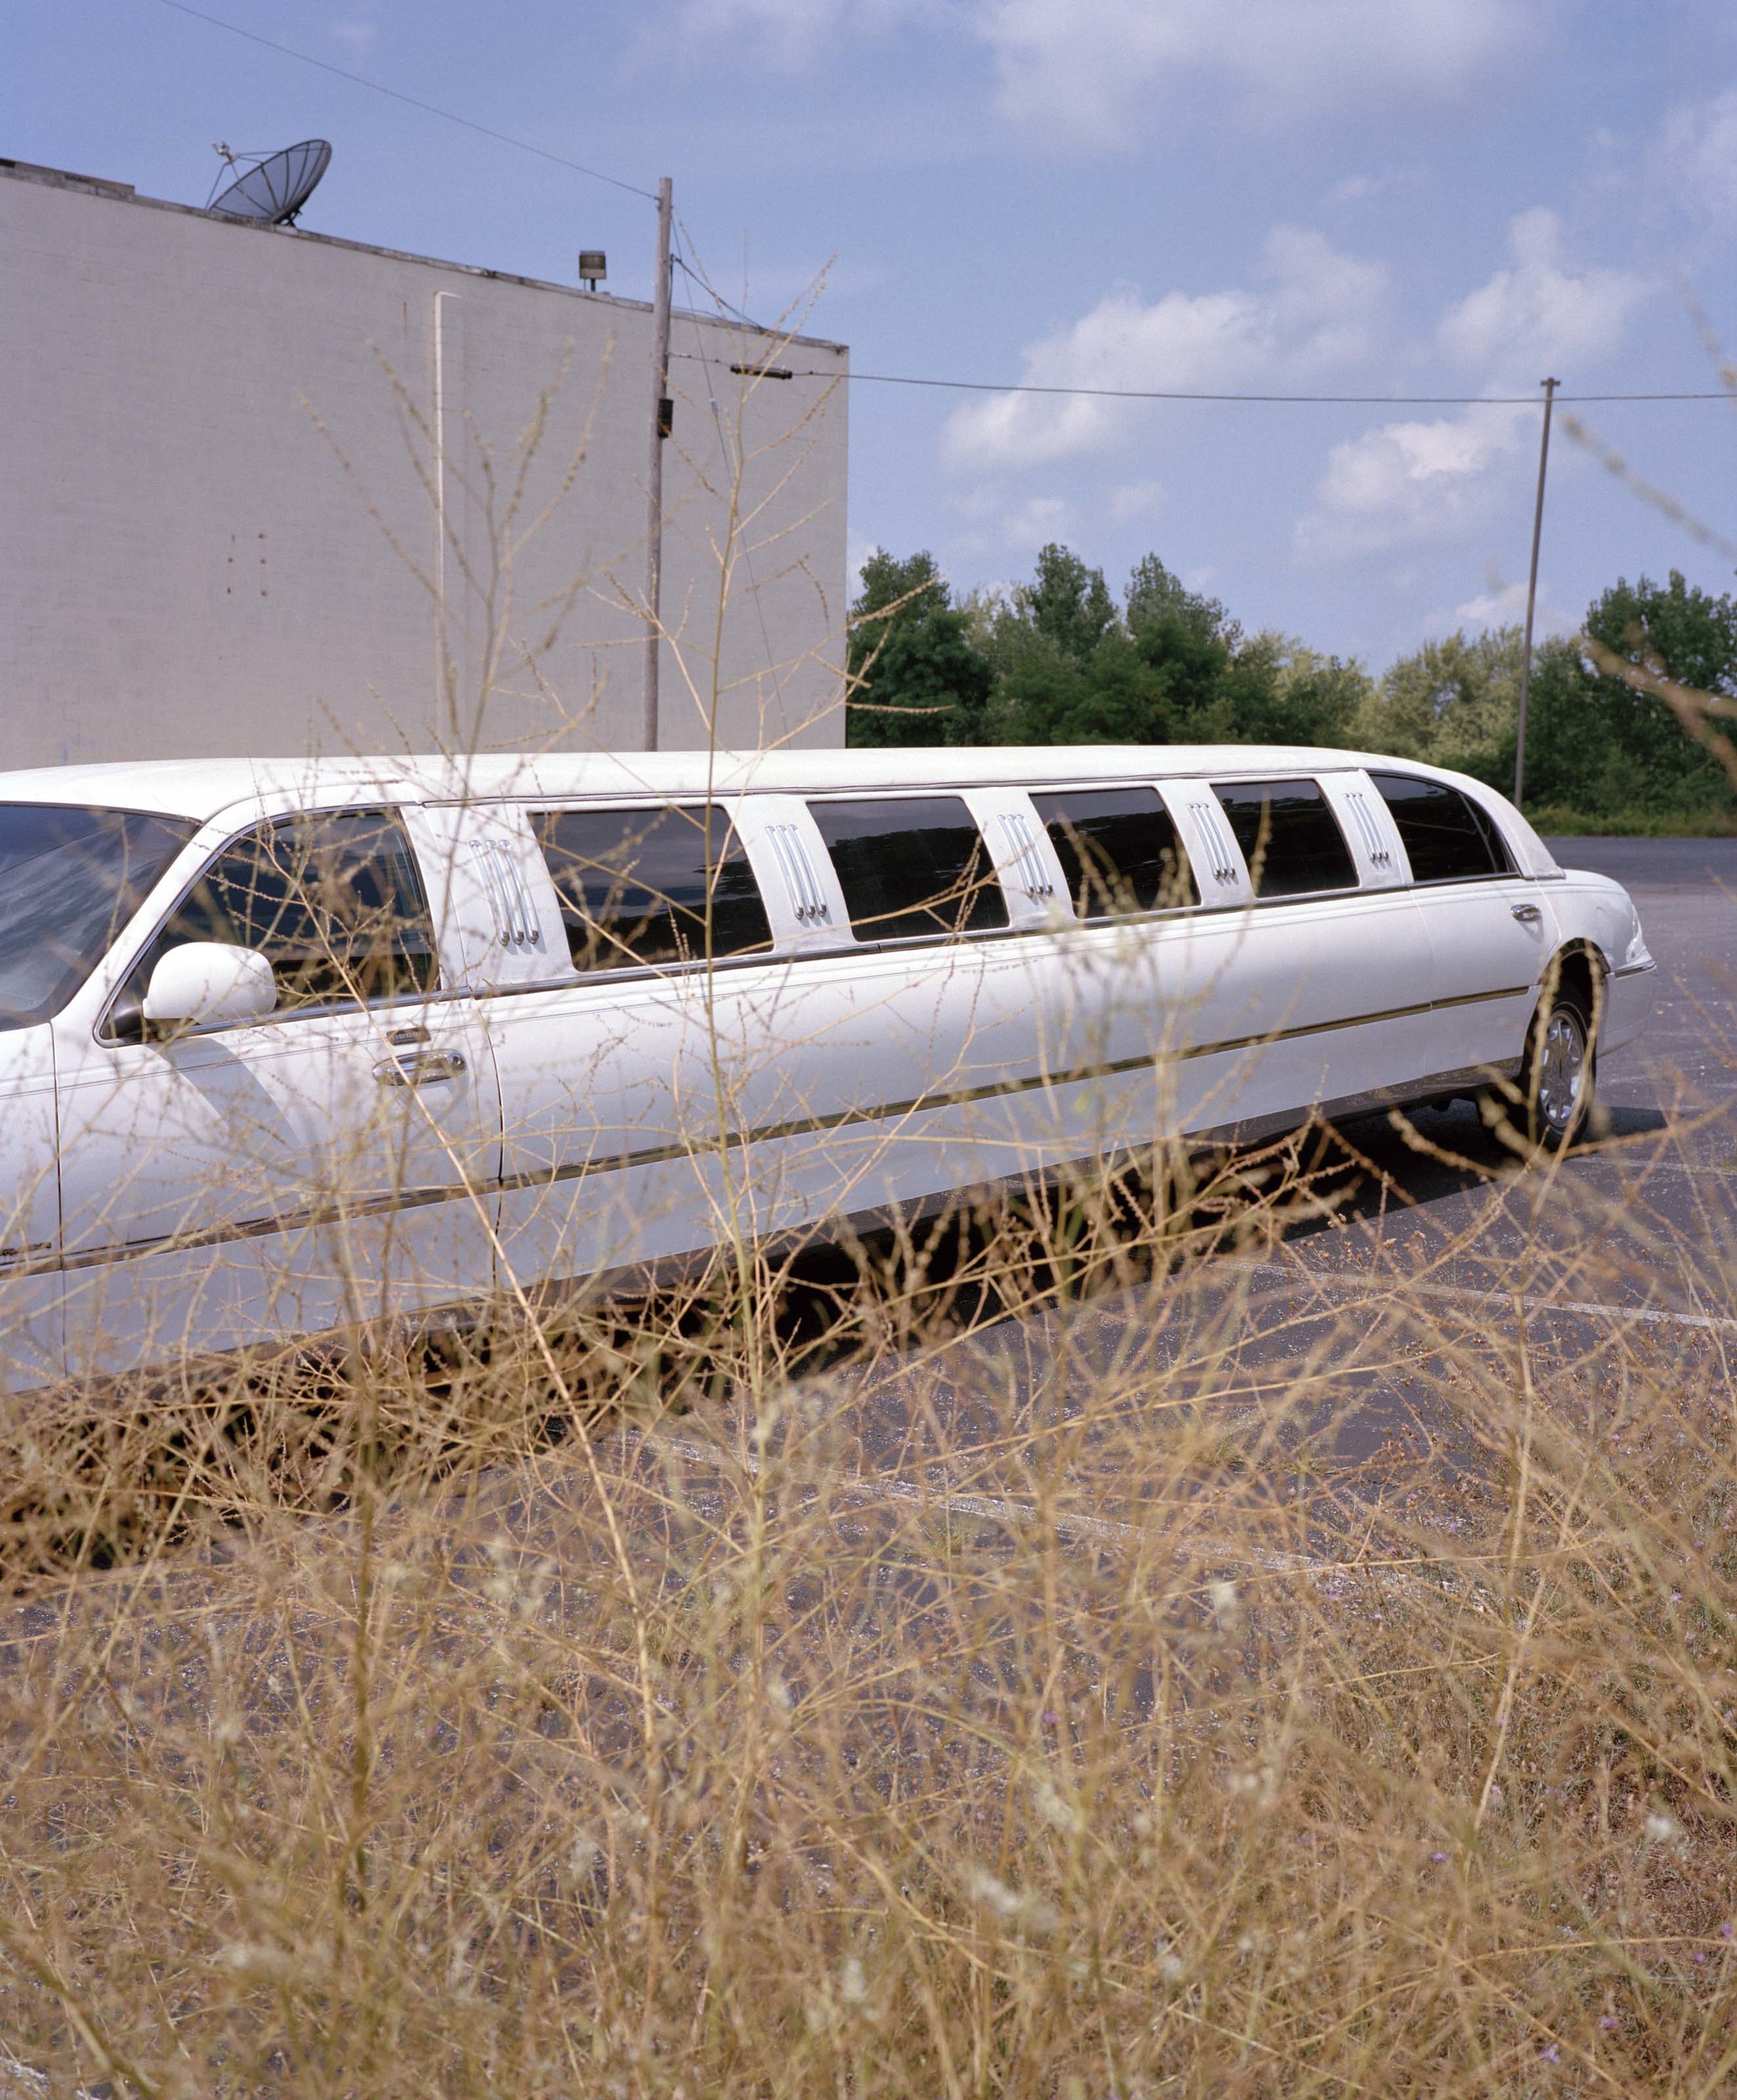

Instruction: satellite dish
[208,140,331,227]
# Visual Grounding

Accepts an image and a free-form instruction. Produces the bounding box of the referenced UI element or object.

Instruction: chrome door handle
[374,1049,468,1087]
[1511,903,1542,924]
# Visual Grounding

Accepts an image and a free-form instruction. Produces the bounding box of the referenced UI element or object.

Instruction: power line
[667,356,1737,406]
[150,0,657,202]
[140,3,1737,413]
[673,254,764,329]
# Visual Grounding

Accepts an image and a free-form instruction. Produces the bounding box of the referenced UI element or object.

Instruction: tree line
[845,543,1737,831]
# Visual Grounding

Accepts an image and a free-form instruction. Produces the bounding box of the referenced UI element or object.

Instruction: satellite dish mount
[206,140,332,227]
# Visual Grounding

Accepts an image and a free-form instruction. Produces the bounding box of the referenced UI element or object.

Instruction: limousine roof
[1,745,1562,873]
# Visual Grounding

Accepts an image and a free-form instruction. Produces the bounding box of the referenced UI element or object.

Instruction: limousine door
[483,798,788,1295]
[746,790,1057,1231]
[1364,770,1547,1091]
[53,803,500,1379]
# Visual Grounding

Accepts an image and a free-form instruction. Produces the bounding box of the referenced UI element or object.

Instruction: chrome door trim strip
[31,980,1538,1278]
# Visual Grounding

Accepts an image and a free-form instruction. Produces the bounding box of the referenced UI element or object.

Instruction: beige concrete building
[0,156,849,768]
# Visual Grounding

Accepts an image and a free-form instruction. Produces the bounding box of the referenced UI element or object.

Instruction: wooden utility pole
[641,176,673,752]
[1513,375,1559,808]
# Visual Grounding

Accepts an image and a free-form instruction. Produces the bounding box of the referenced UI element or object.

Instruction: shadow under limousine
[0,1075,1690,1586]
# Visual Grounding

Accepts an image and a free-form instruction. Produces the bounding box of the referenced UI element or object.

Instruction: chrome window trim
[763,820,831,926]
[1182,795,1241,890]
[98,982,479,1046]
[1406,869,1534,889]
[470,862,1443,991]
[997,810,1055,902]
[471,835,539,950]
[1342,787,1394,871]
[470,949,787,999]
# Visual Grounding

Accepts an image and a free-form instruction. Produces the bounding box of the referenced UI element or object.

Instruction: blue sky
[10,0,1737,672]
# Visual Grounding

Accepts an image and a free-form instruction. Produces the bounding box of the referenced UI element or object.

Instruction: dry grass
[3,1107,1737,2100]
[8,293,1736,2097]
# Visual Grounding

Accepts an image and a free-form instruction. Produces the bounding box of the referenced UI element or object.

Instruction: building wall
[0,162,849,766]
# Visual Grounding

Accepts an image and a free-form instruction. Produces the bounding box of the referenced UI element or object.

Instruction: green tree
[1019,543,1119,664]
[989,545,1369,748]
[1512,573,1737,819]
[1124,554,1240,651]
[1358,627,1525,778]
[846,550,994,748]
[1577,571,1737,811]
[1234,635,1372,748]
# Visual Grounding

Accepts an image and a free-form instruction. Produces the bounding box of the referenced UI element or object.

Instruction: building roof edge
[0,156,848,352]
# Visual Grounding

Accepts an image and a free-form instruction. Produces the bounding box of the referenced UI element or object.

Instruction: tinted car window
[808,796,1007,941]
[1369,771,1513,883]
[129,809,438,1013]
[534,803,771,971]
[1031,787,1196,917]
[1212,779,1358,899]
[0,805,195,1032]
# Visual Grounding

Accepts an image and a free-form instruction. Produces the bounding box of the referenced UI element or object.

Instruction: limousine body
[0,744,1652,1388]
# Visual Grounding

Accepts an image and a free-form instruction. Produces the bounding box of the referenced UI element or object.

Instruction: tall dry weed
[3,293,1736,2099]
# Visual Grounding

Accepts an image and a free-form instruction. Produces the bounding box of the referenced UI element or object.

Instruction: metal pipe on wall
[641,177,673,753]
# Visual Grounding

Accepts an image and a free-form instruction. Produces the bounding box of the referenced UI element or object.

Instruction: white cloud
[943,226,1386,473]
[1326,174,1381,207]
[1298,402,1534,559]
[1324,167,1427,209]
[677,0,927,65]
[1435,207,1643,381]
[1299,211,1640,561]
[330,17,377,56]
[677,0,1540,136]
[1002,495,1077,550]
[1659,87,1737,221]
[976,0,1543,145]
[1449,579,1572,635]
[846,533,880,600]
[1110,480,1165,523]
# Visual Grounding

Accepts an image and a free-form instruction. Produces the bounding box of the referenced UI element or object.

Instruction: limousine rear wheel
[1522,982,1595,1151]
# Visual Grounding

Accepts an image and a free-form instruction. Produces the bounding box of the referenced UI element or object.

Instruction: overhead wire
[673,256,765,330]
[666,361,1737,406]
[135,3,1737,411]
[149,0,658,202]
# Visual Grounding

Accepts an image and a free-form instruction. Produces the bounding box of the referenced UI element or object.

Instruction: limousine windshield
[0,803,195,1031]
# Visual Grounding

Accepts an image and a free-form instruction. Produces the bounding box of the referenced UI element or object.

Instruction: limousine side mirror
[142,942,278,1031]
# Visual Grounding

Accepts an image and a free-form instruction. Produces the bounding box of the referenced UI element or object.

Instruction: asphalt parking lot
[1556,833,1737,1126]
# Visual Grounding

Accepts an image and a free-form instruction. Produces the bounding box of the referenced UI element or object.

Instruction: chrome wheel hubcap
[1536,1010,1587,1133]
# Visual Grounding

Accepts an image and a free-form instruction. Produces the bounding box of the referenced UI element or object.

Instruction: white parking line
[641,1429,1367,1584]
[1244,1262,1737,1337]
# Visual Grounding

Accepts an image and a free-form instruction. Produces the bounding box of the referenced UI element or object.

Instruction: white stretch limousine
[0,745,1652,1386]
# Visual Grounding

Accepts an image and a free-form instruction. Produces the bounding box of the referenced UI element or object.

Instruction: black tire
[1520,980,1596,1151]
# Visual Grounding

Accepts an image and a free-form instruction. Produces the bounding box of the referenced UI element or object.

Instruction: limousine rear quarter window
[129,810,439,1014]
[808,796,1009,942]
[1369,772,1515,883]
[0,805,196,1031]
[534,805,772,971]
[1031,787,1196,918]
[1212,779,1358,899]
